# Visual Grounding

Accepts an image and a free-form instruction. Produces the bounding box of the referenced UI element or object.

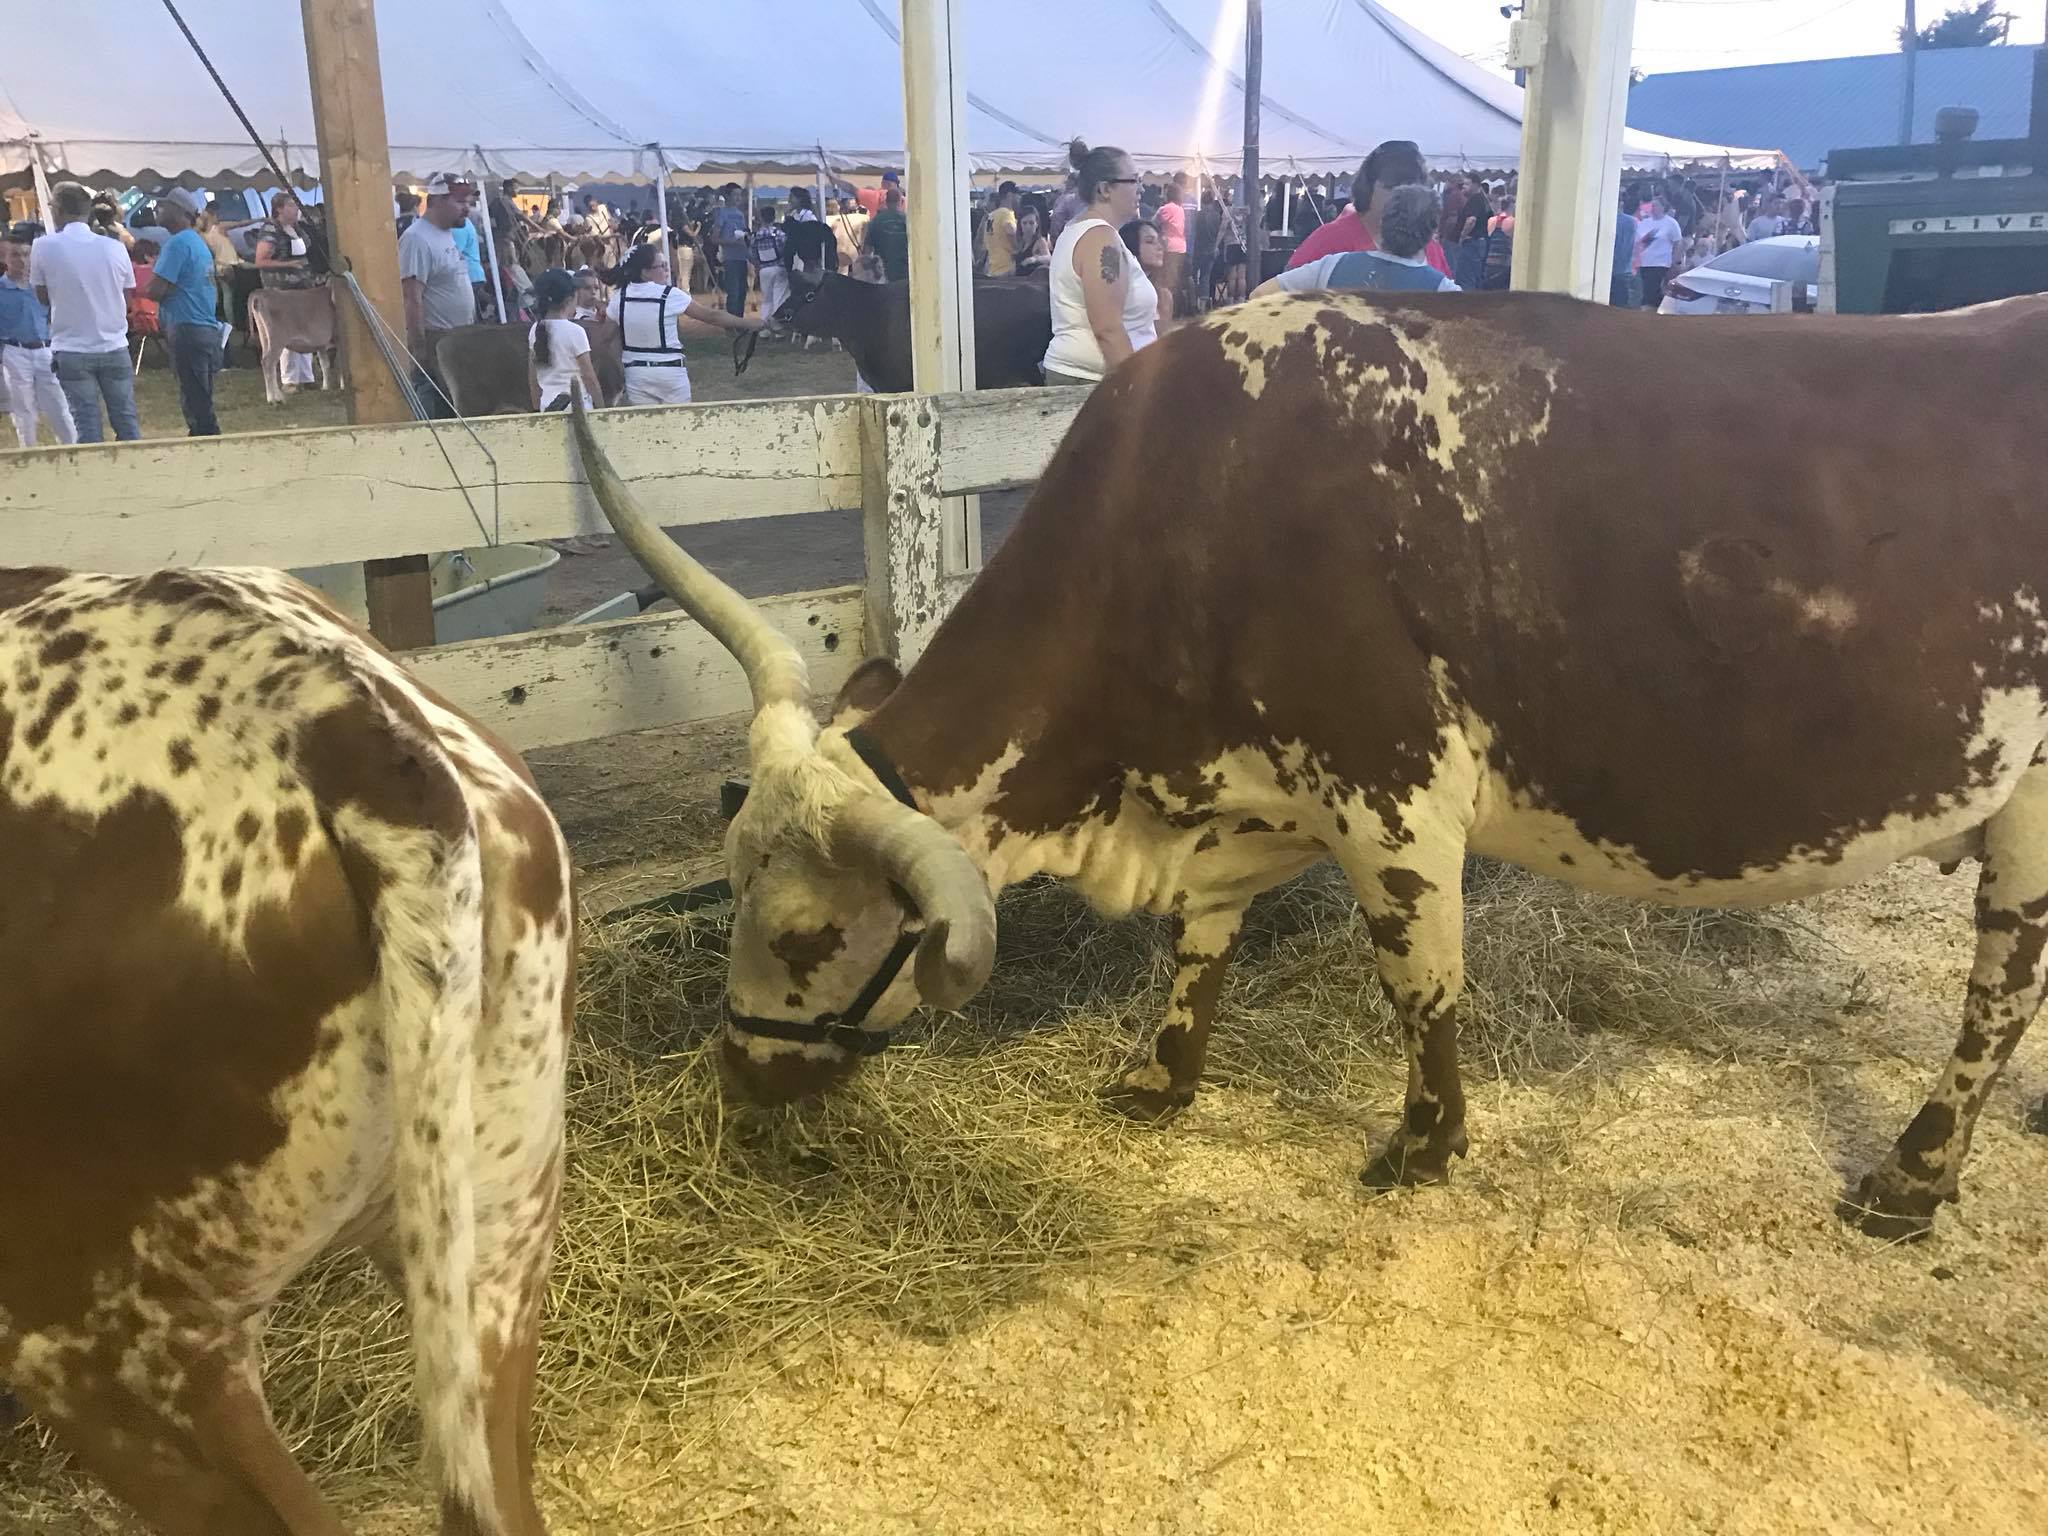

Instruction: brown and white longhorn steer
[572,291,2048,1244]
[247,286,340,405]
[0,566,573,1534]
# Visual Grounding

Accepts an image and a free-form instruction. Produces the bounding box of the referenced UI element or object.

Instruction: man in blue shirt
[146,189,222,435]
[711,184,752,317]
[0,221,77,446]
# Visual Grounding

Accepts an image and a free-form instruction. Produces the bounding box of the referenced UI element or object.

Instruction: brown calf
[247,286,341,406]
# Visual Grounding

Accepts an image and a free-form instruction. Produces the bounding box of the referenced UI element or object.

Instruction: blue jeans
[54,348,141,443]
[169,324,222,436]
[721,254,750,317]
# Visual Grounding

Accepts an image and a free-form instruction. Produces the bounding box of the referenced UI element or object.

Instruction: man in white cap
[399,173,477,413]
[146,188,222,435]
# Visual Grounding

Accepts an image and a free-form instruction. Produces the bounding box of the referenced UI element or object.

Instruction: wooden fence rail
[0,386,1088,751]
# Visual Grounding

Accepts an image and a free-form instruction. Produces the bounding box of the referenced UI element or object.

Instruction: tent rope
[338,274,502,550]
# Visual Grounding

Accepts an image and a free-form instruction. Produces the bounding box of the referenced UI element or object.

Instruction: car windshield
[1702,241,1818,283]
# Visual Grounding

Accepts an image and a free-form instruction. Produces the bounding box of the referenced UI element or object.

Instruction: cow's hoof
[1095,1070,1194,1124]
[1360,1129,1467,1191]
[1838,1174,1939,1243]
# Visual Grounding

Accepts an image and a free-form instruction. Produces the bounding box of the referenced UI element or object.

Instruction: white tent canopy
[0,0,1772,188]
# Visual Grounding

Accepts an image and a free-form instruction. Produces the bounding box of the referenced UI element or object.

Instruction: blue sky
[1381,0,2045,78]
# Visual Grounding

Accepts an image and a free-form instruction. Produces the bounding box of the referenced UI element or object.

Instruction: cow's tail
[331,685,502,1533]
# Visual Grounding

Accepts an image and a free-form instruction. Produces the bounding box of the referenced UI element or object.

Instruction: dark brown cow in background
[771,270,1053,391]
[574,291,2048,1244]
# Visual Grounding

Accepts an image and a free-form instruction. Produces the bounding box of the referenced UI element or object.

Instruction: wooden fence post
[860,396,950,665]
[300,0,433,649]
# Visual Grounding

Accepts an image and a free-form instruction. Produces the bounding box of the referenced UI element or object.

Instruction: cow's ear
[831,656,903,729]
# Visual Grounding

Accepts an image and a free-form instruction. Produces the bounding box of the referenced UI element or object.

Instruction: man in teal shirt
[450,215,487,316]
[145,189,221,436]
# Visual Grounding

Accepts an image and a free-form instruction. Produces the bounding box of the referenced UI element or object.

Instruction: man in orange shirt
[1284,140,1451,280]
[855,170,900,219]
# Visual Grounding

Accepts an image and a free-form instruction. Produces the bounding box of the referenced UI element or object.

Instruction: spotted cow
[574,290,2048,1244]
[0,566,574,1534]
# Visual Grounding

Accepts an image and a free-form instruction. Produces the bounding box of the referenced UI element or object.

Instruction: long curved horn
[830,797,998,1010]
[569,389,808,712]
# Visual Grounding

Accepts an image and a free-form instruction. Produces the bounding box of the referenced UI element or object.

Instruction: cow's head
[774,268,835,330]
[569,394,996,1104]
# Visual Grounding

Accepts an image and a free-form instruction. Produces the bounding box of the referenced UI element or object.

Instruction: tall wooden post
[899,0,981,579]
[301,0,432,648]
[1508,0,1639,301]
[1242,0,1263,278]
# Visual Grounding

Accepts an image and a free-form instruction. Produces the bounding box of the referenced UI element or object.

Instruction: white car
[1659,235,1820,316]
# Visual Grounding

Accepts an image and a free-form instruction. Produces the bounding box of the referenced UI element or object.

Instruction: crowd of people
[0,142,1824,450]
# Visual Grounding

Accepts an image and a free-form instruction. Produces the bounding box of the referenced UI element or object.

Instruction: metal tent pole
[472,147,508,324]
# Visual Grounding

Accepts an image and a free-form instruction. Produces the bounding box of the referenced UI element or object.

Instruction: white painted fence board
[403,585,865,750]
[861,397,950,664]
[931,386,1087,496]
[0,397,862,572]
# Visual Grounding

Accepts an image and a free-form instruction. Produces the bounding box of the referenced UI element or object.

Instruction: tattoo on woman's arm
[1098,243,1121,283]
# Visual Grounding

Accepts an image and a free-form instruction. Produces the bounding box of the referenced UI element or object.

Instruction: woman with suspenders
[604,242,764,406]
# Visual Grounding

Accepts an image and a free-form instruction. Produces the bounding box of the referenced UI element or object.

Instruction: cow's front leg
[1346,845,1469,1189]
[1098,904,1246,1122]
[1844,768,2048,1240]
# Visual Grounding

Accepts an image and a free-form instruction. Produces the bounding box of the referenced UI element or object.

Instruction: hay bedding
[5,857,2047,1534]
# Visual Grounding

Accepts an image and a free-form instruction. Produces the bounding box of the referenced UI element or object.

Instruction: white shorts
[759,266,790,322]
[622,364,693,407]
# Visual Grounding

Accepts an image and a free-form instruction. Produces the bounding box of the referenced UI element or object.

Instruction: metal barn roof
[1627,45,2042,173]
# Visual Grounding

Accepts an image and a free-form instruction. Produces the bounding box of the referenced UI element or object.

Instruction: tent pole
[472,149,508,324]
[652,144,672,269]
[27,134,55,229]
[1242,0,1263,278]
[900,0,980,576]
[815,145,830,244]
[1508,0,1637,300]
[1716,155,1730,257]
[300,0,429,648]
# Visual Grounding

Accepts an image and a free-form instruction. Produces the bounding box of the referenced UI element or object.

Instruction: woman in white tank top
[1042,139,1158,384]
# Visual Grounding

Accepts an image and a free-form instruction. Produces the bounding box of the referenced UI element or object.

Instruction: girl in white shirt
[528,267,600,413]
[1042,139,1157,384]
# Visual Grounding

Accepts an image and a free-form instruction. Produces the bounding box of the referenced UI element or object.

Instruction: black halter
[725,728,923,1057]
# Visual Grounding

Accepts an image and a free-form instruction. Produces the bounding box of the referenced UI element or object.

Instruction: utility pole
[1243,0,1263,279]
[1899,0,1919,145]
[299,0,432,649]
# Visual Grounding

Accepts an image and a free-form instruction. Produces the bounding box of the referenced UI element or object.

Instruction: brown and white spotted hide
[247,286,340,406]
[0,566,574,1536]
[694,292,2048,1246]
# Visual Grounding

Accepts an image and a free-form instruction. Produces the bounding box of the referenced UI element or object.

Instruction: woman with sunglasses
[1042,139,1157,385]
